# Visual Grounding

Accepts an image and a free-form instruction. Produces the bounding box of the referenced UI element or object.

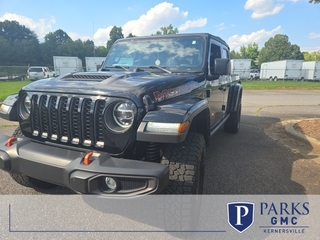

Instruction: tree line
[0,20,179,67]
[230,35,320,69]
[0,20,107,66]
[0,19,319,69]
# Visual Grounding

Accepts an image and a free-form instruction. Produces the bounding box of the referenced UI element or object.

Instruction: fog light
[99,176,118,193]
[105,177,117,190]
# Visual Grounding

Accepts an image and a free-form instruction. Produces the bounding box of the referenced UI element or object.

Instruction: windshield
[29,68,43,72]
[103,36,205,72]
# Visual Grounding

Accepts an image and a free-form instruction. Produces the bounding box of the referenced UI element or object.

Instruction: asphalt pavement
[204,90,320,194]
[0,90,320,195]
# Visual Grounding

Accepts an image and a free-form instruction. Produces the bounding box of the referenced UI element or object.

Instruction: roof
[116,33,229,49]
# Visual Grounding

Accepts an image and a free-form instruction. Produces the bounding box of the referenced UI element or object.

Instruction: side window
[210,44,221,60]
[210,43,221,76]
[222,48,229,59]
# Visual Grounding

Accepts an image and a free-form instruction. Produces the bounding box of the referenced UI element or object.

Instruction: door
[207,40,226,128]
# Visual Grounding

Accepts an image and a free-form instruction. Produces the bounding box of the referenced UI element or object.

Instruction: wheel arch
[137,98,210,145]
[189,108,210,146]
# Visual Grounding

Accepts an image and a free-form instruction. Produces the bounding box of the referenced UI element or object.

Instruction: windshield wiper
[100,65,130,71]
[149,66,172,74]
[175,71,204,74]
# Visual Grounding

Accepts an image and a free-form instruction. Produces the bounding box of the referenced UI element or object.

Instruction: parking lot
[0,90,320,195]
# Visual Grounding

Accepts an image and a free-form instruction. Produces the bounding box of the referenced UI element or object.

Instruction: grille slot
[83,99,93,146]
[95,100,106,147]
[49,96,58,140]
[40,95,48,138]
[60,97,69,142]
[30,94,107,148]
[31,95,39,135]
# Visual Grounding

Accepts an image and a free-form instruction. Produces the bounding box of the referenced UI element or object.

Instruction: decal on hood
[153,82,199,102]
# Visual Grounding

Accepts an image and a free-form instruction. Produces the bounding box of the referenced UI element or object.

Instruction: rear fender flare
[226,83,242,113]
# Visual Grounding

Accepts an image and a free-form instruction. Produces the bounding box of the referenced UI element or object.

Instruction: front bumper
[0,133,169,195]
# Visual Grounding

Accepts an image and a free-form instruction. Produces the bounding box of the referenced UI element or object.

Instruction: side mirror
[213,58,230,75]
[208,57,231,80]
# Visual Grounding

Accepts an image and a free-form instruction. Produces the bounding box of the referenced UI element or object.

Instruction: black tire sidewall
[161,132,205,194]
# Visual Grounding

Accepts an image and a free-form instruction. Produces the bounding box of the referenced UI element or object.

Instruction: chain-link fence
[0,66,54,81]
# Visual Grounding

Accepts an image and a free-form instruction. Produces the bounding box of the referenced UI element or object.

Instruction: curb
[285,120,320,148]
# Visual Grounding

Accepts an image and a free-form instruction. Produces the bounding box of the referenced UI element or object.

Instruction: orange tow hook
[83,151,93,165]
[6,137,17,147]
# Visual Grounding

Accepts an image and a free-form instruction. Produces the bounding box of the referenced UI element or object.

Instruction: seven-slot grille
[30,94,106,148]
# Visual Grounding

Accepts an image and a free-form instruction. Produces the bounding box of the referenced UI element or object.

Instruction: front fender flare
[0,94,18,121]
[137,98,208,143]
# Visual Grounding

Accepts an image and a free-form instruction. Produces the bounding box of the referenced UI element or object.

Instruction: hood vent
[61,73,112,82]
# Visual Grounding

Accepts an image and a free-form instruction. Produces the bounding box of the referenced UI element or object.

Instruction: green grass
[0,80,31,102]
[242,79,320,90]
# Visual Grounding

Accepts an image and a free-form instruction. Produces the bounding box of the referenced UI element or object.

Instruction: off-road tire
[10,127,56,189]
[161,132,205,194]
[224,96,242,133]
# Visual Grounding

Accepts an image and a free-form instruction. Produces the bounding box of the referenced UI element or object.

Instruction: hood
[22,71,204,106]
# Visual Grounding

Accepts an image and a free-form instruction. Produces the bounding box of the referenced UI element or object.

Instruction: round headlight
[104,100,137,133]
[19,94,31,119]
[24,95,31,114]
[113,102,135,128]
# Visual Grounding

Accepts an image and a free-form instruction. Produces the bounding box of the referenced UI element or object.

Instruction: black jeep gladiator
[0,33,242,195]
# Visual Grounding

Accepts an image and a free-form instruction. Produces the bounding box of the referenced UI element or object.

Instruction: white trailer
[260,60,303,81]
[230,59,252,79]
[301,61,320,81]
[85,57,105,72]
[53,56,83,76]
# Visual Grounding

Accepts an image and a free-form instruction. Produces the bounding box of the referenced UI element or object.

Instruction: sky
[0,0,319,52]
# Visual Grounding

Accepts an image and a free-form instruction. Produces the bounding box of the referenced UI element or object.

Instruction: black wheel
[161,132,205,194]
[274,76,278,81]
[224,96,242,133]
[10,127,56,189]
